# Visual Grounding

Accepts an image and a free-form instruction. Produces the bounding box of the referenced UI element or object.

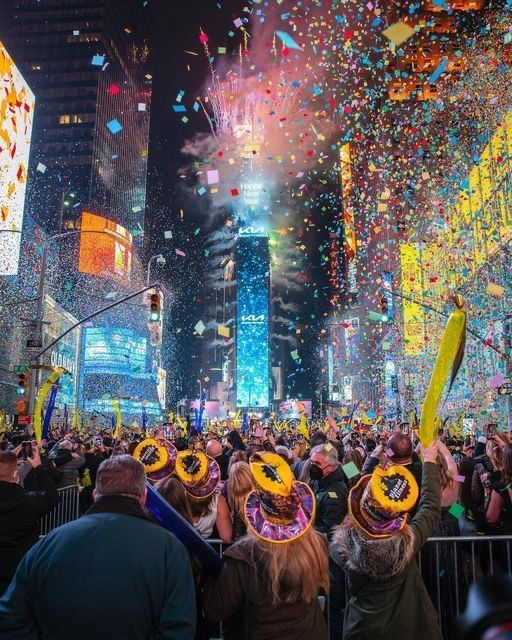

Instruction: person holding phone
[0,447,58,596]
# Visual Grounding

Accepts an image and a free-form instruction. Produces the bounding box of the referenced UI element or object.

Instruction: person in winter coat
[329,440,442,640]
[202,452,329,640]
[0,449,58,596]
[310,443,348,537]
[48,439,85,488]
[0,454,196,640]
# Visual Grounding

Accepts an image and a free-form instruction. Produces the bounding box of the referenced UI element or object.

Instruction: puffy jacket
[0,467,58,595]
[313,466,348,537]
[51,451,85,488]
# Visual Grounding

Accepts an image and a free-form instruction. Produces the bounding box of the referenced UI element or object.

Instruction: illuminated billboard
[400,243,425,356]
[78,212,132,279]
[236,235,270,408]
[83,327,149,378]
[84,398,162,417]
[340,143,357,262]
[0,43,35,276]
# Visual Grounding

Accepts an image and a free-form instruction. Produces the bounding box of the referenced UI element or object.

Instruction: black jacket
[0,467,58,595]
[313,466,348,537]
[214,452,231,481]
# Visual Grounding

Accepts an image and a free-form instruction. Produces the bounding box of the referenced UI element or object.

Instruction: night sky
[145,0,331,404]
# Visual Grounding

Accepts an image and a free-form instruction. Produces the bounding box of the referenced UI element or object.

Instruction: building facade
[1,0,151,239]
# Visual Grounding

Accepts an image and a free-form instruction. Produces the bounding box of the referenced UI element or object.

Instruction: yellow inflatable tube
[419,296,466,447]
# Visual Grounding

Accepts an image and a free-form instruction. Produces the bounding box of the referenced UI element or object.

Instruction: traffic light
[17,372,28,395]
[149,293,160,323]
[379,296,389,322]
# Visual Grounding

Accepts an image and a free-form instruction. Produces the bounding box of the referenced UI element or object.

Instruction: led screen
[83,327,147,378]
[78,211,132,279]
[84,398,162,417]
[236,236,270,408]
[0,43,35,275]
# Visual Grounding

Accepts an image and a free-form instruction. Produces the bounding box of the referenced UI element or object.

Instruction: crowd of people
[0,417,511,639]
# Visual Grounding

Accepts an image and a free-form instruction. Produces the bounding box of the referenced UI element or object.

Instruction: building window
[59,114,92,125]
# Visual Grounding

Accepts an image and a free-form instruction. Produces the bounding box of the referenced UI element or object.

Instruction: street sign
[14,365,30,373]
[26,339,42,348]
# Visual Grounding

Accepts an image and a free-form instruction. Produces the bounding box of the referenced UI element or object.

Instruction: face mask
[310,464,324,480]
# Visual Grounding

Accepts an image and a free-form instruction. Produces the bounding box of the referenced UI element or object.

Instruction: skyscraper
[0,0,151,240]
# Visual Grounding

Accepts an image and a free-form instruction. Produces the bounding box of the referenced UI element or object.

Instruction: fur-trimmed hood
[330,521,415,580]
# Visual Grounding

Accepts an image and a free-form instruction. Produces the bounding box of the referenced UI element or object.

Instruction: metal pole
[146,254,165,287]
[27,243,48,420]
[147,256,155,287]
[33,283,160,361]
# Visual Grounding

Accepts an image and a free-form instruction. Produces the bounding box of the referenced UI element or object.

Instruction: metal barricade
[418,535,512,639]
[39,485,80,536]
[36,518,512,638]
[209,536,512,640]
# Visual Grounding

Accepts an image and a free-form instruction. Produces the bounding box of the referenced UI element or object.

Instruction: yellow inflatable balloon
[111,399,122,439]
[419,296,466,447]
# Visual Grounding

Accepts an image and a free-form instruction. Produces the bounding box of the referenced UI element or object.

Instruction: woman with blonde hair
[225,461,254,541]
[202,452,329,639]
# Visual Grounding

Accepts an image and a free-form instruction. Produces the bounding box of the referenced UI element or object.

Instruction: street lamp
[146,254,166,286]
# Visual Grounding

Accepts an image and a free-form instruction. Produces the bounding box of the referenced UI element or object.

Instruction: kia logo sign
[239,226,265,236]
[241,314,266,323]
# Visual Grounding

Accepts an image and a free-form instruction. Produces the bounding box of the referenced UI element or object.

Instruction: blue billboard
[83,327,149,379]
[236,235,270,408]
[83,398,162,417]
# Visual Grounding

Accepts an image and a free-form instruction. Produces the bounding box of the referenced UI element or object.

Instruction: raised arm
[410,443,441,554]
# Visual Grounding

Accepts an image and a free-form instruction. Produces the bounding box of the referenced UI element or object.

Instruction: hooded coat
[330,462,443,640]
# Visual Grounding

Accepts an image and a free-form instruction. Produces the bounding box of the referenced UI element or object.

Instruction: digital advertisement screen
[236,236,270,408]
[78,212,132,280]
[84,398,162,417]
[0,42,34,276]
[83,327,147,377]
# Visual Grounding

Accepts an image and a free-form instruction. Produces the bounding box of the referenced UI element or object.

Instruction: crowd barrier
[210,535,512,640]
[39,485,80,536]
[39,503,512,639]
